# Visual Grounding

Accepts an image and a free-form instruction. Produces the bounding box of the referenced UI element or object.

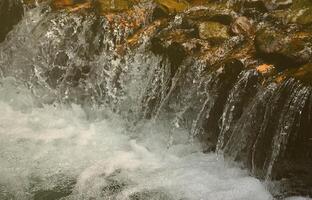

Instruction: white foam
[0,79,274,200]
[0,79,302,200]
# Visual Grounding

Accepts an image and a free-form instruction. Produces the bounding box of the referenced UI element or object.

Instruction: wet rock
[198,21,229,43]
[0,0,24,42]
[154,0,189,15]
[293,7,312,25]
[197,59,245,150]
[233,0,292,12]
[94,0,139,13]
[184,4,235,25]
[255,29,284,54]
[263,0,293,10]
[256,63,276,77]
[230,16,254,36]
[255,29,312,68]
[52,0,87,8]
[234,0,268,17]
[289,63,312,84]
[268,0,312,26]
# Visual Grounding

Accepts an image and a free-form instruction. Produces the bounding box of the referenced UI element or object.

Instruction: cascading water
[0,2,311,200]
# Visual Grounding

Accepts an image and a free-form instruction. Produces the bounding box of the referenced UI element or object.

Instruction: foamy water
[0,78,309,200]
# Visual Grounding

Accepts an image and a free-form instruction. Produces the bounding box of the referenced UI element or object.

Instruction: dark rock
[197,59,245,150]
[255,29,284,54]
[167,42,187,72]
[0,0,24,42]
[255,28,312,68]
[244,0,268,12]
[288,63,312,85]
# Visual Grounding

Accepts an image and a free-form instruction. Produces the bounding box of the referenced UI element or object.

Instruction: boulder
[255,28,312,68]
[0,0,24,42]
[255,29,284,54]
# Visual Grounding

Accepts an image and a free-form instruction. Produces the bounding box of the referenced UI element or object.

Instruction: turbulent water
[0,78,274,200]
[0,3,311,200]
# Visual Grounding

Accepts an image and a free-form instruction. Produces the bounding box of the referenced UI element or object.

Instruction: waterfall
[0,1,311,199]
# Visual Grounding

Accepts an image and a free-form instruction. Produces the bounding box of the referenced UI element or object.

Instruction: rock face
[0,0,23,42]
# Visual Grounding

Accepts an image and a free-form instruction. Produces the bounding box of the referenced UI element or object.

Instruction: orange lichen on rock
[256,64,274,75]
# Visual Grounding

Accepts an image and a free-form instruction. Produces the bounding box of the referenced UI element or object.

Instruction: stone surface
[198,21,229,43]
[94,0,139,13]
[255,28,312,68]
[155,0,189,15]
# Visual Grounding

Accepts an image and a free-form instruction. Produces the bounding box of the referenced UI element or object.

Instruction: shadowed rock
[0,0,23,42]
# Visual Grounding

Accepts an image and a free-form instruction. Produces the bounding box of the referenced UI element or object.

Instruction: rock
[154,0,189,15]
[51,0,92,12]
[255,29,312,68]
[0,0,24,42]
[236,0,268,13]
[233,0,292,12]
[268,0,312,26]
[198,21,229,43]
[293,7,312,25]
[51,0,140,13]
[263,0,293,10]
[94,0,139,13]
[52,0,84,7]
[184,4,235,25]
[230,16,254,36]
[256,63,276,76]
[290,63,312,84]
[254,29,284,54]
